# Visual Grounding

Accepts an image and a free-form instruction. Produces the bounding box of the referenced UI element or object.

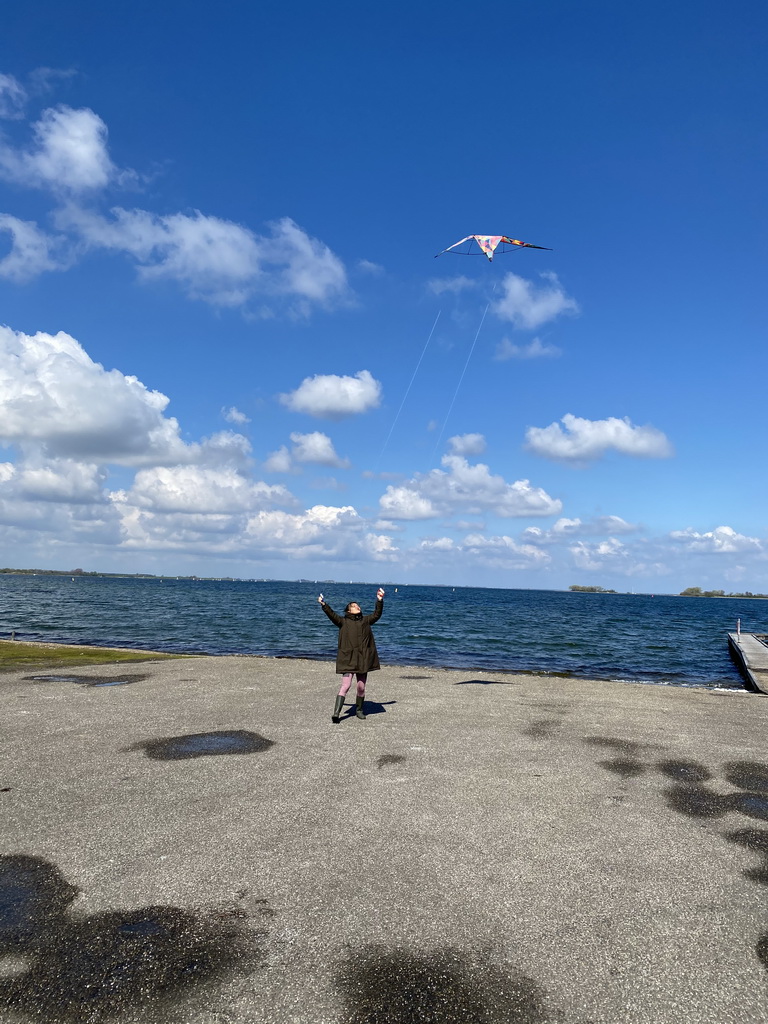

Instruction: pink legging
[339,673,367,697]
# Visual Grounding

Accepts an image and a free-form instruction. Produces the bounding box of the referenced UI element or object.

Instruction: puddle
[129,730,276,761]
[26,674,148,688]
[0,854,264,1021]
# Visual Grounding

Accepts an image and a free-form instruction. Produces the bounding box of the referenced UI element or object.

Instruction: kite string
[378,310,441,462]
[432,299,490,456]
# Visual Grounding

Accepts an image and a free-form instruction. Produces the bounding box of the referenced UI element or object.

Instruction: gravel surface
[1,656,767,1023]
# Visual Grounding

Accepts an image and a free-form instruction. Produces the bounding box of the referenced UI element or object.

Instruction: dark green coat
[322,599,383,674]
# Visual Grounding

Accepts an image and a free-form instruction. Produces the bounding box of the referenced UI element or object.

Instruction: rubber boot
[355,696,366,720]
[331,695,345,723]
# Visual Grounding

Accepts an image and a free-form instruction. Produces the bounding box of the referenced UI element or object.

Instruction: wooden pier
[727,631,768,694]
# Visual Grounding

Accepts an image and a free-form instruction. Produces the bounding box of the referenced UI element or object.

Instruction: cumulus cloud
[379,454,561,520]
[222,406,250,425]
[494,337,561,360]
[522,515,639,543]
[263,445,293,474]
[0,325,251,466]
[461,533,551,569]
[0,91,350,316]
[668,526,762,554]
[0,106,117,192]
[280,369,382,419]
[54,207,349,310]
[493,271,579,329]
[0,73,26,119]
[379,487,438,520]
[419,537,455,551]
[447,433,486,457]
[0,214,68,281]
[569,537,629,571]
[120,466,294,515]
[2,457,107,504]
[525,414,673,462]
[289,431,350,468]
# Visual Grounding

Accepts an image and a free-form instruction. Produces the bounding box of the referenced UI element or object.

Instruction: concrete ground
[1,656,767,1024]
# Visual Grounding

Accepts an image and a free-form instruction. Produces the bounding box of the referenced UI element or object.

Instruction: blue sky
[1,0,766,591]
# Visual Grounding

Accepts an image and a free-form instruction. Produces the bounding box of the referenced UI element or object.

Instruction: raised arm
[366,587,385,624]
[320,601,343,627]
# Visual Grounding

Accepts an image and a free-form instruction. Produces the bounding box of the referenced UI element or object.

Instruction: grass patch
[0,639,186,672]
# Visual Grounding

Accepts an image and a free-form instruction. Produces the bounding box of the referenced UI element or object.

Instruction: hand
[317,594,325,604]
[377,587,385,600]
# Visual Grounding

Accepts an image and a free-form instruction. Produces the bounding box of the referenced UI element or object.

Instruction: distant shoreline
[2,569,766,599]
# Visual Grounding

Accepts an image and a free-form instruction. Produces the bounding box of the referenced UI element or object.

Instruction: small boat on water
[728,632,768,694]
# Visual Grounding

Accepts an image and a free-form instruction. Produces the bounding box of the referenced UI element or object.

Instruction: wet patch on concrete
[0,854,265,1023]
[723,761,768,793]
[377,754,406,769]
[655,759,712,782]
[757,932,768,972]
[128,730,275,761]
[334,943,550,1023]
[25,673,149,688]
[399,675,432,680]
[724,829,768,886]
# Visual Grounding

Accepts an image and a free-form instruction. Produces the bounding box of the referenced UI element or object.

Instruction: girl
[318,588,385,722]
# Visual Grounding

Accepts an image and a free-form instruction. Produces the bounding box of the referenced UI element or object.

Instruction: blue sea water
[1,575,766,690]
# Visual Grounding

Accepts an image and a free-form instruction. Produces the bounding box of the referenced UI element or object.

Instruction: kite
[435,234,551,262]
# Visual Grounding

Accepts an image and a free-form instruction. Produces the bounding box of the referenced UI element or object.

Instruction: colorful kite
[435,234,551,262]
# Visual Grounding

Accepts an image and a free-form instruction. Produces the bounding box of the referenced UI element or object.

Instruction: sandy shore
[1,655,766,1023]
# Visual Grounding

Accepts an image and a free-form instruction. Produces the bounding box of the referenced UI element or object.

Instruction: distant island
[679,587,768,599]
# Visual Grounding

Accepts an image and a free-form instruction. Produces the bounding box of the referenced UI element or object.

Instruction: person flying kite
[435,234,551,262]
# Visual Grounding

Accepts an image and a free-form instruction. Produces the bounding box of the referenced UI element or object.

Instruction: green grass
[0,639,187,672]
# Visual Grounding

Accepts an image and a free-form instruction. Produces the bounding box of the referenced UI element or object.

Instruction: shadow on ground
[334,943,552,1023]
[0,854,265,1023]
[580,732,768,977]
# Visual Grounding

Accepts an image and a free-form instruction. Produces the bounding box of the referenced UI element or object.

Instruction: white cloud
[0,325,250,466]
[379,487,438,520]
[121,465,294,514]
[569,537,629,571]
[56,207,349,311]
[263,445,293,474]
[0,106,116,192]
[0,74,26,119]
[525,414,673,461]
[494,337,561,360]
[280,369,381,419]
[357,259,384,275]
[419,537,455,551]
[447,433,486,456]
[0,214,68,282]
[289,431,350,468]
[668,526,762,554]
[493,271,579,329]
[3,457,107,504]
[379,454,561,520]
[264,217,349,306]
[522,515,639,543]
[462,533,551,569]
[428,275,475,295]
[222,406,250,425]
